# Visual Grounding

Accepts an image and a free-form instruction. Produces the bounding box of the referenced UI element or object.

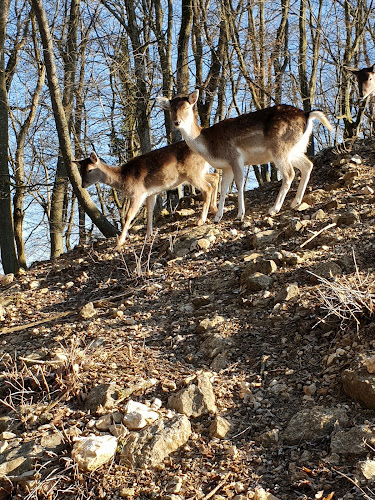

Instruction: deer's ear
[371,64,375,73]
[156,96,170,110]
[90,151,99,163]
[188,89,199,106]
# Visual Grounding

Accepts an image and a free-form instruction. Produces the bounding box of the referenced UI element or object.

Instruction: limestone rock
[196,315,225,334]
[198,332,232,360]
[168,372,217,417]
[123,400,159,430]
[85,383,118,412]
[275,283,300,302]
[0,457,29,477]
[252,487,280,500]
[0,441,43,477]
[120,414,191,468]
[331,425,375,455]
[95,414,113,431]
[365,355,375,374]
[210,352,228,372]
[0,274,14,287]
[283,406,348,444]
[359,459,375,480]
[209,416,231,439]
[79,302,96,320]
[40,432,64,452]
[72,434,118,471]
[312,209,326,220]
[242,259,277,275]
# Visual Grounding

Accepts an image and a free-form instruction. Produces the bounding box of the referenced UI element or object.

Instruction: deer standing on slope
[76,142,219,247]
[157,90,333,221]
[347,65,375,99]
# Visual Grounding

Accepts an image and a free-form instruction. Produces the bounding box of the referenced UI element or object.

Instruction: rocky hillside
[1,138,375,500]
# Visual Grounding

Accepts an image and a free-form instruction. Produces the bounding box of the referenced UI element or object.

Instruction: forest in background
[0,0,374,274]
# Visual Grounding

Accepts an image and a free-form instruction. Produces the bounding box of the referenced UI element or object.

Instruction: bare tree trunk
[49,0,80,259]
[13,20,45,268]
[31,0,118,245]
[153,0,173,142]
[0,0,18,274]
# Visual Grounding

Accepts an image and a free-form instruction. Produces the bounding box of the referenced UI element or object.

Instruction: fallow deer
[347,64,375,99]
[76,143,219,247]
[157,90,333,221]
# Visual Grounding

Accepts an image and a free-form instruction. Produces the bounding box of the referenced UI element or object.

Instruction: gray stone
[275,283,300,302]
[281,251,303,266]
[191,295,211,308]
[198,332,232,360]
[283,406,348,444]
[310,261,342,281]
[85,383,118,412]
[196,315,225,334]
[210,353,229,372]
[334,210,359,227]
[168,372,217,417]
[331,425,375,455]
[242,259,277,275]
[240,272,273,292]
[256,429,280,448]
[120,414,191,468]
[0,441,43,476]
[0,417,11,433]
[250,230,279,249]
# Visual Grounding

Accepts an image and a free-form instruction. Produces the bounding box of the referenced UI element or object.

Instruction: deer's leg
[215,168,234,222]
[116,195,143,247]
[290,155,313,209]
[190,176,212,225]
[145,194,157,238]
[269,159,295,215]
[205,172,219,214]
[231,159,245,221]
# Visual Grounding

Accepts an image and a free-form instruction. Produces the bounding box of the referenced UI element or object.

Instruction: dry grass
[312,253,375,330]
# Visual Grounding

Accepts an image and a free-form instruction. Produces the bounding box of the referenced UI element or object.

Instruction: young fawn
[76,143,218,247]
[157,90,332,221]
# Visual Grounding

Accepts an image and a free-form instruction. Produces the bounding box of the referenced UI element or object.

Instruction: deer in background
[157,90,333,221]
[347,65,375,99]
[76,142,219,247]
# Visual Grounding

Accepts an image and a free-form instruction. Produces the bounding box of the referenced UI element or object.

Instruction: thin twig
[203,473,230,500]
[295,222,336,250]
[334,467,373,500]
